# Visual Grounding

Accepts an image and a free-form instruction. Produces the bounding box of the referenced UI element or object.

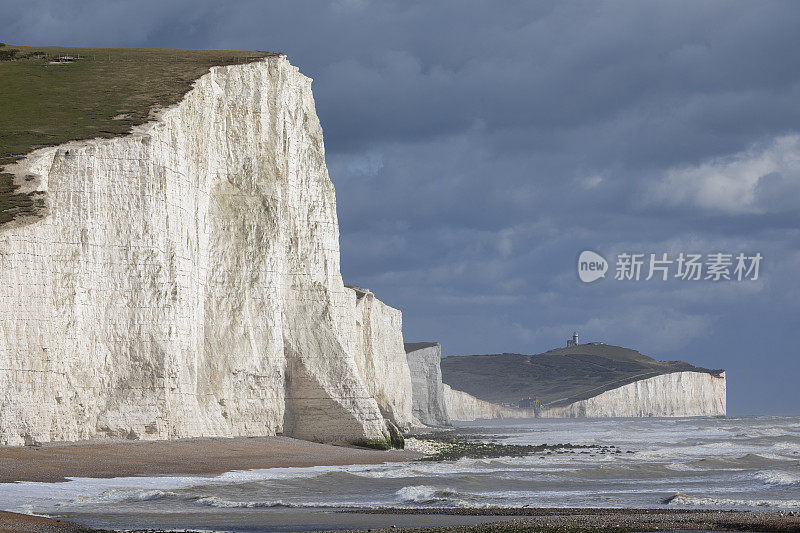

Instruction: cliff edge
[0,55,412,446]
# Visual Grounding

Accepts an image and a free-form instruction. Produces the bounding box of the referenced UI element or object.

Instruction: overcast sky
[3,0,799,415]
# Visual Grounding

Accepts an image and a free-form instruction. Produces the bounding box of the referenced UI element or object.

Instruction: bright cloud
[645,134,800,214]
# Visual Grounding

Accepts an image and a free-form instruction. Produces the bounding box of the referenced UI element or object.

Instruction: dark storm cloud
[3,0,800,414]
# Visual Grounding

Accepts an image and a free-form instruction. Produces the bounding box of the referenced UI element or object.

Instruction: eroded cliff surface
[442,384,535,422]
[404,342,450,427]
[351,287,413,430]
[0,56,411,446]
[442,371,726,421]
[540,371,726,418]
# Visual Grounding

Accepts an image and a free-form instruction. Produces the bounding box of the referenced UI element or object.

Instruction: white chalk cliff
[0,56,413,446]
[443,384,535,422]
[404,342,450,427]
[352,287,413,429]
[443,371,726,421]
[540,371,726,418]
[438,343,727,421]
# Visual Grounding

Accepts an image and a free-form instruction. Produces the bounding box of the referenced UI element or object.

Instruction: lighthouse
[567,331,579,347]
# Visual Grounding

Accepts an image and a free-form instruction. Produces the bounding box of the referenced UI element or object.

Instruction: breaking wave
[753,470,800,486]
[120,491,308,509]
[193,496,295,509]
[125,489,179,502]
[665,493,800,509]
[395,485,473,507]
[664,461,698,472]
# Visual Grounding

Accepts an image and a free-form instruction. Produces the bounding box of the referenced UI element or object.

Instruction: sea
[1,416,799,531]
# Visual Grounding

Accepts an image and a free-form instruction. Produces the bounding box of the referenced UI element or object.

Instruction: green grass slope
[440,344,723,408]
[0,44,277,226]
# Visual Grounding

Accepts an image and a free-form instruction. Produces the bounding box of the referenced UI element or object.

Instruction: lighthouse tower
[567,331,579,347]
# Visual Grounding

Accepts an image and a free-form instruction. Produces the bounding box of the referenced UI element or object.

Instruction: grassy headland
[441,343,724,408]
[0,44,277,225]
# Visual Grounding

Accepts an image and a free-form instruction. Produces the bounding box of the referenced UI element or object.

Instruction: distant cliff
[442,384,536,421]
[439,343,726,420]
[404,343,450,426]
[0,55,412,446]
[540,371,726,418]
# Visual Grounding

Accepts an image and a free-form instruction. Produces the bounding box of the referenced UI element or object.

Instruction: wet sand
[0,436,419,483]
[0,511,95,533]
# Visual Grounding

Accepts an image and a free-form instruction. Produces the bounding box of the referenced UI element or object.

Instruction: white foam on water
[753,470,800,486]
[665,462,699,472]
[0,463,379,514]
[348,457,571,480]
[771,441,800,454]
[193,496,294,509]
[394,485,476,507]
[634,440,757,460]
[350,460,495,479]
[667,493,800,509]
[120,489,181,502]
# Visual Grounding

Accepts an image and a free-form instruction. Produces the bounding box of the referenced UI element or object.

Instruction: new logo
[578,250,608,283]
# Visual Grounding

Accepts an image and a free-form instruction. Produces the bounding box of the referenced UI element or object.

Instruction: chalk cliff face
[351,287,413,430]
[442,384,535,421]
[0,56,411,446]
[404,342,450,426]
[540,371,726,418]
[439,343,726,421]
[442,371,726,421]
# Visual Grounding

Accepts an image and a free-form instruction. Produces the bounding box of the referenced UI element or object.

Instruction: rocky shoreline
[342,507,800,532]
[3,507,800,533]
[406,431,629,462]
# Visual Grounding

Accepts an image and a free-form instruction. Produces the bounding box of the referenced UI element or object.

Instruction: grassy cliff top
[440,344,723,408]
[0,44,278,226]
